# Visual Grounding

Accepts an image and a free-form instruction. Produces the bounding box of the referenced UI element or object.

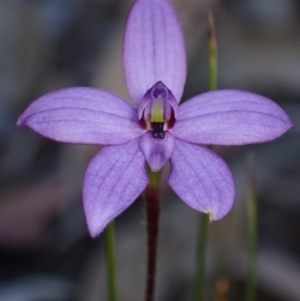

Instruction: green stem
[194,213,209,301]
[207,11,218,91]
[145,167,161,301]
[193,11,218,301]
[105,222,117,301]
[245,153,258,301]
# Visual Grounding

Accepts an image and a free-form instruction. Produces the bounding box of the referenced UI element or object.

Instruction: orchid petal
[168,140,235,220]
[83,139,148,237]
[123,0,186,105]
[173,90,292,145]
[139,132,175,172]
[17,87,143,145]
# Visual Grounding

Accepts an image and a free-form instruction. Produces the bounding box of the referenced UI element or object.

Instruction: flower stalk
[194,12,218,301]
[194,213,209,301]
[245,153,258,301]
[145,167,162,301]
[208,11,218,91]
[105,222,117,301]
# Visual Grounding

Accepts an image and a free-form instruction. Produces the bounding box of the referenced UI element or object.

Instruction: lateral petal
[83,139,148,237]
[139,132,175,172]
[17,87,143,145]
[173,90,292,145]
[168,140,235,220]
[123,0,186,105]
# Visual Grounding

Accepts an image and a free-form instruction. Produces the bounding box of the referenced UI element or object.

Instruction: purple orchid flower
[17,0,292,237]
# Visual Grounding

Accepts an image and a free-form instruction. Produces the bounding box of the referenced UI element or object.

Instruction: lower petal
[83,139,148,237]
[139,132,175,172]
[168,139,235,220]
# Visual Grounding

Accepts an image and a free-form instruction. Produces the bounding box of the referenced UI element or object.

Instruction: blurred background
[0,0,299,300]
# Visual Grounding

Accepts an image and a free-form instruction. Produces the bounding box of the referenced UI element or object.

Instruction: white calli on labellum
[17,0,292,237]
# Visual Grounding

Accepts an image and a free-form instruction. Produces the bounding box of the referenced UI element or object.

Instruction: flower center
[138,81,178,139]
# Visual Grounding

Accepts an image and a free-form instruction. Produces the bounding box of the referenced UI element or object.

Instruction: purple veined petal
[83,138,148,237]
[17,87,143,145]
[139,131,175,172]
[173,90,293,145]
[123,0,186,105]
[168,139,235,220]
